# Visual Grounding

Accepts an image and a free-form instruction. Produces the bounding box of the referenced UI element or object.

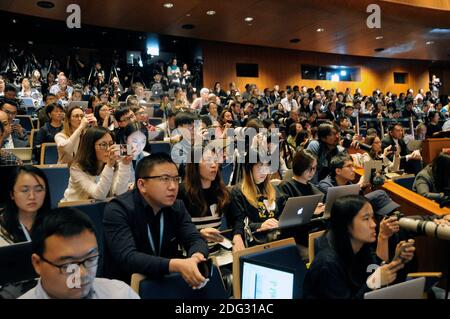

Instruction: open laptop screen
[241,260,294,299]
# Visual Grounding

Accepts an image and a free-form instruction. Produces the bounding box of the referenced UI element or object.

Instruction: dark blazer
[103,189,209,282]
[381,134,409,167]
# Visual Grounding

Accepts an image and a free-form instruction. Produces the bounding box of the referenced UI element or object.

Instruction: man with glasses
[318,153,366,196]
[114,107,136,144]
[20,207,139,299]
[0,101,28,148]
[0,120,22,166]
[103,153,209,288]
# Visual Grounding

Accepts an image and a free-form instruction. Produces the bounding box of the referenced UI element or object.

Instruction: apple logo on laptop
[297,208,304,215]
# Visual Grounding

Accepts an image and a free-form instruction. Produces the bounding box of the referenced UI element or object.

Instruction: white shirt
[3,134,15,149]
[442,119,450,131]
[19,278,140,299]
[280,97,298,113]
[49,84,74,99]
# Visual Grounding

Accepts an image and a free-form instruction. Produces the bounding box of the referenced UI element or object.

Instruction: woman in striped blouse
[178,146,245,252]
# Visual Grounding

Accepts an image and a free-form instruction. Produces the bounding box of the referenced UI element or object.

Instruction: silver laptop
[324,184,360,218]
[279,194,323,228]
[364,277,425,299]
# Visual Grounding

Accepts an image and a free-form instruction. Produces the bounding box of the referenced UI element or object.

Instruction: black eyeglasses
[140,175,182,184]
[39,254,99,274]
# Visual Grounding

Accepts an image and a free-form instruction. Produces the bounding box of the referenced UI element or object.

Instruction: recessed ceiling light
[316,28,324,32]
[376,36,383,40]
[244,17,254,22]
[374,47,385,52]
[426,41,434,45]
[37,1,55,9]
[206,10,216,15]
[186,13,191,17]
[182,24,195,29]
[11,19,17,24]
[163,3,174,8]
[290,38,301,43]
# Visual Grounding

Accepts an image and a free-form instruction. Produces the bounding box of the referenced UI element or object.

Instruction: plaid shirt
[0,149,23,166]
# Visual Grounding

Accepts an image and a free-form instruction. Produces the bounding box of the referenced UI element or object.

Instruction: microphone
[398,217,450,241]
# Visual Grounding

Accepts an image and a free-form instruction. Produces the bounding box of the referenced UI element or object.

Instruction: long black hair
[1,166,51,242]
[327,195,371,266]
[432,152,450,192]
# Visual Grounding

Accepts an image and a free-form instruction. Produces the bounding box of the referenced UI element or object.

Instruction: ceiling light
[206,10,216,16]
[186,14,191,17]
[11,19,17,24]
[426,41,434,45]
[36,1,55,9]
[163,3,174,8]
[244,17,254,22]
[316,28,324,32]
[376,36,383,40]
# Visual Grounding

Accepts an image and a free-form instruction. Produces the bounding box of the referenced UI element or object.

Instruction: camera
[399,217,450,241]
[341,133,371,151]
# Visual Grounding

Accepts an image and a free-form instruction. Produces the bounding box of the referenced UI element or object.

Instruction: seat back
[0,242,37,286]
[40,143,58,165]
[149,142,171,155]
[147,117,163,126]
[393,176,415,191]
[132,263,227,299]
[308,230,326,263]
[38,164,69,208]
[16,115,34,132]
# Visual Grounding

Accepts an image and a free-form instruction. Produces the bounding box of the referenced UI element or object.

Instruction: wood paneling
[203,41,431,96]
[0,0,449,61]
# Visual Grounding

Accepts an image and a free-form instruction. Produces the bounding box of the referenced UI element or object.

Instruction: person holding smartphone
[61,126,132,202]
[0,100,28,148]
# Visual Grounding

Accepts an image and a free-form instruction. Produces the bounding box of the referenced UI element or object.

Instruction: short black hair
[114,107,131,122]
[329,153,353,178]
[175,112,196,128]
[292,149,317,176]
[317,123,336,140]
[45,103,64,117]
[31,207,96,257]
[4,84,17,93]
[135,152,176,181]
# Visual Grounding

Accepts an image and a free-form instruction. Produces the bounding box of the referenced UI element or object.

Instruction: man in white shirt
[20,207,140,299]
[49,75,73,101]
[280,90,298,113]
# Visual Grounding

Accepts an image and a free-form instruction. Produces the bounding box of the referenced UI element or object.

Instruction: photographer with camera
[413,152,450,204]
[356,135,400,174]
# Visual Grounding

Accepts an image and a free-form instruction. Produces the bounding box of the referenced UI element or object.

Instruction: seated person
[103,153,209,288]
[306,123,345,184]
[0,166,50,246]
[355,135,400,174]
[62,127,132,202]
[278,149,324,202]
[413,152,450,204]
[178,146,245,252]
[381,122,422,175]
[20,207,139,299]
[33,103,64,155]
[426,111,443,138]
[0,100,28,148]
[54,106,96,165]
[0,120,22,166]
[304,195,415,299]
[318,153,365,196]
[229,150,284,246]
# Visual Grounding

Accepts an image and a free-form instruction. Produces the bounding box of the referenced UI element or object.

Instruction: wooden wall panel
[203,42,431,96]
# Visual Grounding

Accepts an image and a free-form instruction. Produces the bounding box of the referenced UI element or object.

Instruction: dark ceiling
[1,0,450,61]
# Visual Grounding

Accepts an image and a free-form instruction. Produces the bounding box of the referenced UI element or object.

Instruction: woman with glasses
[304,195,414,299]
[354,135,400,174]
[94,103,115,131]
[54,105,97,165]
[61,126,132,202]
[0,166,51,246]
[229,150,284,246]
[178,147,245,251]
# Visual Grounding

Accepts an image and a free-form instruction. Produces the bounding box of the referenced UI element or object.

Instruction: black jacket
[303,234,381,299]
[381,134,409,169]
[103,189,209,282]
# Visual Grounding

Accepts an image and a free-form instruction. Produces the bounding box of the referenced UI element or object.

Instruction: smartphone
[85,108,93,115]
[197,259,213,279]
[13,119,20,125]
[391,145,397,153]
[118,144,132,157]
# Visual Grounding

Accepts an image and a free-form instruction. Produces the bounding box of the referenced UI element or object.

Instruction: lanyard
[147,214,164,256]
[20,223,32,242]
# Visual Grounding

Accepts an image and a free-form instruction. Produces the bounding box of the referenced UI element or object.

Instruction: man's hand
[12,123,24,137]
[379,216,400,240]
[200,228,224,243]
[169,253,207,288]
[258,218,279,231]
